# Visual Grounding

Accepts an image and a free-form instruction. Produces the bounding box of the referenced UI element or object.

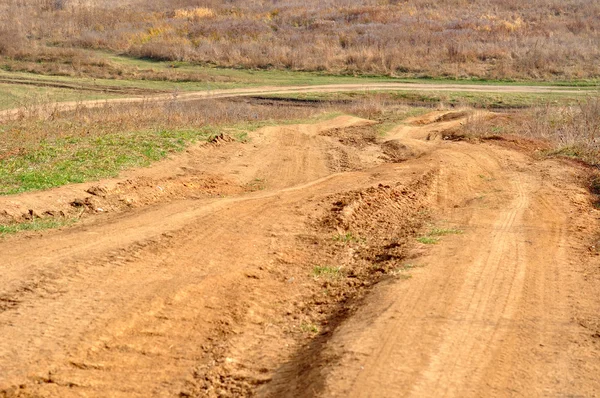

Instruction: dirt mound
[207,133,235,145]
[319,125,378,147]
[380,139,420,162]
[188,171,438,397]
[405,110,467,125]
[434,110,470,122]
[0,173,241,225]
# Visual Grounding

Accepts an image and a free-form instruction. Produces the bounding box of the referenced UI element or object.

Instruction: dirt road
[0,81,593,120]
[0,111,599,397]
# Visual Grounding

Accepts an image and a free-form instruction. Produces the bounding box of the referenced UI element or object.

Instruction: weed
[313,265,343,279]
[245,178,266,192]
[2,2,599,81]
[332,232,362,243]
[427,228,463,237]
[417,227,462,244]
[0,217,77,236]
[459,97,600,166]
[416,236,439,245]
[300,322,319,334]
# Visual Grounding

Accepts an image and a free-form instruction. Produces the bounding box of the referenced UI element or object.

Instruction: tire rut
[1,112,598,397]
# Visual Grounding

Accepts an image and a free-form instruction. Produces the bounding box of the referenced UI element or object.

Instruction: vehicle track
[0,112,598,397]
[0,82,594,121]
[274,134,599,398]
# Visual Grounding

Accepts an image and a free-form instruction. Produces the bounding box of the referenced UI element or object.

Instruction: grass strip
[0,128,216,195]
[0,217,77,236]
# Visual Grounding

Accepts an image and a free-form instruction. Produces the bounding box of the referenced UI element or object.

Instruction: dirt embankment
[0,112,598,397]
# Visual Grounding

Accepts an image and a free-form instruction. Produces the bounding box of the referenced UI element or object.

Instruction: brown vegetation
[456,96,600,164]
[0,94,412,156]
[0,0,599,80]
[0,97,324,155]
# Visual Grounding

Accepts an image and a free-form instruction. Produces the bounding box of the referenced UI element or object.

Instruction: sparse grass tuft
[416,236,440,245]
[300,322,319,334]
[390,263,422,273]
[313,265,343,279]
[428,228,463,237]
[332,232,362,243]
[417,227,463,244]
[245,178,266,192]
[0,217,77,236]
[387,263,422,279]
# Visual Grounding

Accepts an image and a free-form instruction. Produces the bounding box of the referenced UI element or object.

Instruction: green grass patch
[0,217,77,236]
[0,112,345,195]
[0,128,216,195]
[0,84,123,111]
[300,322,319,334]
[427,228,463,236]
[416,236,440,245]
[28,51,600,88]
[417,227,463,245]
[1,54,596,110]
[332,232,363,243]
[313,265,344,279]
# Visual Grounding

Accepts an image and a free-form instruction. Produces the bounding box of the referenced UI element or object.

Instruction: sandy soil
[0,112,598,397]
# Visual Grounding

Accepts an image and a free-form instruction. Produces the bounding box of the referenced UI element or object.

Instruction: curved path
[0,82,594,121]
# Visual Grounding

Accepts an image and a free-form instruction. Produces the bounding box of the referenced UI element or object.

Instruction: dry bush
[345,93,390,119]
[0,26,25,58]
[523,97,600,161]
[0,0,598,80]
[460,95,600,164]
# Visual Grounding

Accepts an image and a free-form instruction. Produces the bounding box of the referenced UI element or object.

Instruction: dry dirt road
[0,82,593,120]
[0,111,599,397]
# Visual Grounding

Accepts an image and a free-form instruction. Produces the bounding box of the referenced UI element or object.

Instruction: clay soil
[0,111,599,397]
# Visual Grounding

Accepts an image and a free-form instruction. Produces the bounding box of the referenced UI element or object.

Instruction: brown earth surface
[0,111,599,397]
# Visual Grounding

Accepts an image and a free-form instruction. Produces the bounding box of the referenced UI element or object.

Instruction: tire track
[1,112,597,397]
[0,82,592,121]
[411,174,530,397]
[297,141,594,398]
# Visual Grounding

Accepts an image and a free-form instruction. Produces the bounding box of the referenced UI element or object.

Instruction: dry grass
[0,0,599,80]
[0,97,337,194]
[0,98,326,156]
[1,88,598,195]
[458,96,600,164]
[525,98,600,163]
[0,93,429,156]
[0,93,429,194]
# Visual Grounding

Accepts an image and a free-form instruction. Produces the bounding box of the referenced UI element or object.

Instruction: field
[1,0,600,81]
[0,1,599,397]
